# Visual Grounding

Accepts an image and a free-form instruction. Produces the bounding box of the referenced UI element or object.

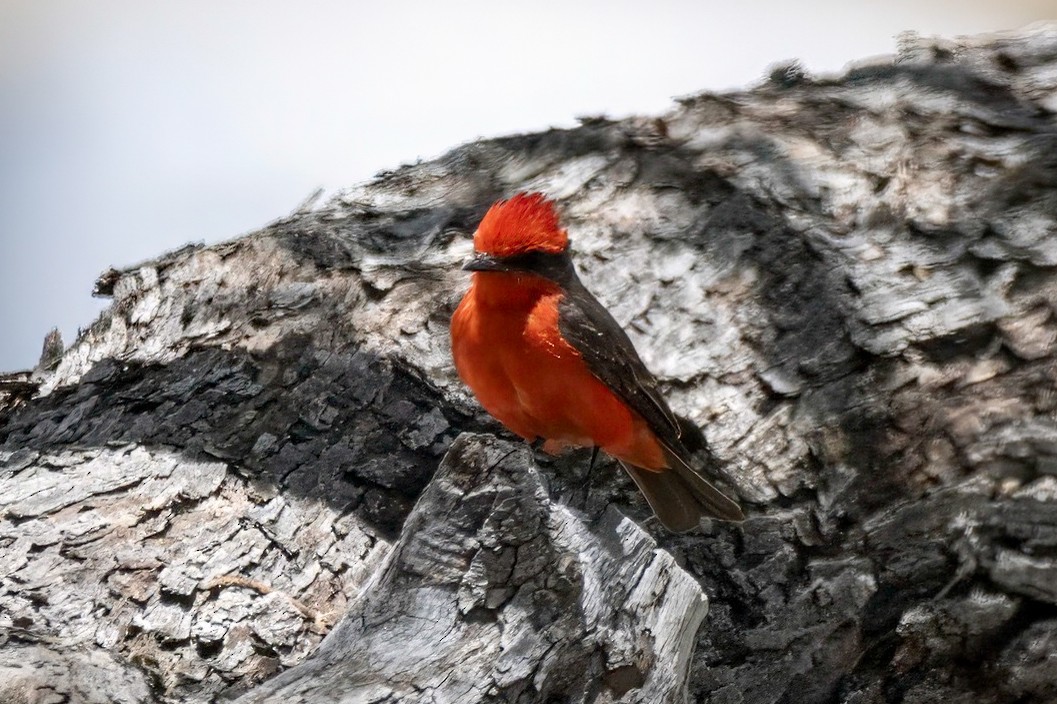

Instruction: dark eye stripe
[496,250,574,283]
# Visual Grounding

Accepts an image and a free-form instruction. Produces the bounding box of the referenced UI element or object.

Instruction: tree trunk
[2,25,1057,704]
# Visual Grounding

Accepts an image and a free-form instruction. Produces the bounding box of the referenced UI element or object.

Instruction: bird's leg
[579,445,601,508]
[528,437,553,466]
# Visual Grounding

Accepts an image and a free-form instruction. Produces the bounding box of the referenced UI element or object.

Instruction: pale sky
[1,1,1053,371]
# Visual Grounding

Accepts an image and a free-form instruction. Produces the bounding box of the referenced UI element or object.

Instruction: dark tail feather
[620,452,744,532]
[665,448,745,522]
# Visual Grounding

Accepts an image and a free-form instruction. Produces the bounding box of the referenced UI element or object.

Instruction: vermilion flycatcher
[450,193,743,531]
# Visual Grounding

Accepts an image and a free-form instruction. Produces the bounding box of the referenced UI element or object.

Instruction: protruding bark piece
[37,328,64,371]
[239,434,708,703]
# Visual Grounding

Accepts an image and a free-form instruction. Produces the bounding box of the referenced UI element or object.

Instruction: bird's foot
[528,437,555,466]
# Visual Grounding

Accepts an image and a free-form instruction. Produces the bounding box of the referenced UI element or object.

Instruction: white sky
[1,1,1053,371]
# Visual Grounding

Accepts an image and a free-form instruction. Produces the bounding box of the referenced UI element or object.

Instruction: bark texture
[2,25,1057,704]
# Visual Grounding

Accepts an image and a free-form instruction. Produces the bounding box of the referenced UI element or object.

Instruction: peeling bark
[2,25,1057,704]
[240,435,707,704]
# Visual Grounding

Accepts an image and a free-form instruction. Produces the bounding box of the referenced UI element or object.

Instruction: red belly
[451,284,666,471]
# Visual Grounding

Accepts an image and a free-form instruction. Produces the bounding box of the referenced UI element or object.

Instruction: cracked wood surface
[238,435,708,704]
[2,24,1057,704]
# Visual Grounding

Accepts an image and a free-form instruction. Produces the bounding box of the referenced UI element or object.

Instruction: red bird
[450,193,743,531]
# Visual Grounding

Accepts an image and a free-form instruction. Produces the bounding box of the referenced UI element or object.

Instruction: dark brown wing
[557,273,744,526]
[557,276,683,450]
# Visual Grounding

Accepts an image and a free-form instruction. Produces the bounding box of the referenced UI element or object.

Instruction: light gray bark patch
[237,434,707,704]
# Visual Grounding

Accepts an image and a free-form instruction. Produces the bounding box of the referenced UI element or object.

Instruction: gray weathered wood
[238,434,707,704]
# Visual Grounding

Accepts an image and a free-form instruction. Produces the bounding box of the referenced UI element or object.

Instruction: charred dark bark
[2,25,1057,704]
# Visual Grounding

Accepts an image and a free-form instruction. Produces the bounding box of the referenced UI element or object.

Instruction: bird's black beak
[463,253,510,272]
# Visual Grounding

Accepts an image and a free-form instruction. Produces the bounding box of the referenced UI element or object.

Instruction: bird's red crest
[474,193,568,257]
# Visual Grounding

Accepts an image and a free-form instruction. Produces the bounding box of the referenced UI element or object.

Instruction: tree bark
[2,25,1057,704]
